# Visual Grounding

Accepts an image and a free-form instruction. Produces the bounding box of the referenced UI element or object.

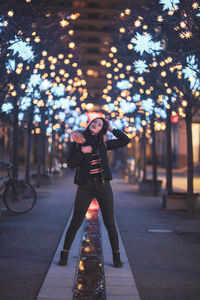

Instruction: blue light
[34,114,41,122]
[159,0,180,11]
[132,94,141,102]
[116,80,130,90]
[142,98,154,114]
[6,59,15,71]
[40,79,51,90]
[135,116,142,130]
[182,55,200,90]
[131,33,163,56]
[132,33,152,55]
[58,111,66,120]
[149,41,163,56]
[28,74,42,88]
[2,102,13,113]
[134,60,148,74]
[47,127,52,135]
[120,100,136,113]
[8,37,35,62]
[20,96,31,110]
[51,85,65,96]
[68,117,75,124]
[80,114,88,122]
[155,107,167,119]
[108,103,115,111]
[18,112,24,121]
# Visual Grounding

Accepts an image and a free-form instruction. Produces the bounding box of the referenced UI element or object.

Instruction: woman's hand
[106,119,113,132]
[81,146,92,154]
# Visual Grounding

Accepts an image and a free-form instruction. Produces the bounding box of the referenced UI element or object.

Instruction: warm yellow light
[69,42,75,48]
[58,54,64,59]
[8,10,14,17]
[182,100,187,107]
[180,21,186,28]
[125,8,131,15]
[134,20,141,27]
[185,31,192,38]
[68,30,74,35]
[127,43,133,50]
[11,91,16,96]
[119,27,125,33]
[50,65,55,70]
[16,68,21,74]
[52,58,57,64]
[126,65,131,71]
[192,2,198,9]
[138,76,143,83]
[111,46,117,53]
[60,20,69,27]
[101,60,106,65]
[119,73,125,79]
[166,88,172,94]
[139,88,144,94]
[42,51,47,56]
[86,103,94,110]
[64,59,70,64]
[145,89,151,95]
[34,36,40,43]
[141,120,147,126]
[59,69,65,75]
[21,84,26,89]
[161,71,167,77]
[36,128,40,134]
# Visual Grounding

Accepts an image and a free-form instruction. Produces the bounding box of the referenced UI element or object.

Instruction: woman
[59,117,130,267]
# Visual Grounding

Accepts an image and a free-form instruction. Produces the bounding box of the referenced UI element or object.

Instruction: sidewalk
[0,170,200,300]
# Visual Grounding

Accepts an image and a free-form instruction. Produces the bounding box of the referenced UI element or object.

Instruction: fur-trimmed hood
[70,131,108,144]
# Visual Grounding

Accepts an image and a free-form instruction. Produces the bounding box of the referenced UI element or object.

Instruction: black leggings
[63,177,119,253]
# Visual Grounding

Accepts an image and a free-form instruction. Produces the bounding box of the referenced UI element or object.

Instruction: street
[0,169,200,300]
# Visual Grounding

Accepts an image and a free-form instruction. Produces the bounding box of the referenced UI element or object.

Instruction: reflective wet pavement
[73,199,105,300]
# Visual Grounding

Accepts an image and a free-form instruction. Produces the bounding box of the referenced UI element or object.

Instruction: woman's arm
[67,142,85,169]
[106,129,130,151]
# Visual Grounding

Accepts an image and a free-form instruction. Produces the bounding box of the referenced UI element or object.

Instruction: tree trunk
[49,130,55,173]
[142,126,147,181]
[36,108,46,187]
[151,116,158,196]
[166,98,173,193]
[185,106,195,219]
[24,108,34,182]
[12,98,19,180]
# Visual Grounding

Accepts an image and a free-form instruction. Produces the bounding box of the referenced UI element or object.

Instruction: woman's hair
[83,117,108,152]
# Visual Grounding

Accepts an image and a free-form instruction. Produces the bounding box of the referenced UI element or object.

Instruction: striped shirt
[90,153,102,177]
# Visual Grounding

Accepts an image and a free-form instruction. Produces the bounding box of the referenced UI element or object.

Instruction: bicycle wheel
[3,181,37,214]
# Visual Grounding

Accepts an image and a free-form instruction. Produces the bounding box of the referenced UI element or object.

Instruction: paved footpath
[0,170,200,300]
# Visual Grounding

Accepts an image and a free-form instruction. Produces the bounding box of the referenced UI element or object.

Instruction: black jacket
[67,129,130,185]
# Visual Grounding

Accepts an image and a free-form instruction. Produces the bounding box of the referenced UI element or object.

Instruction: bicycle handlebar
[0,161,13,170]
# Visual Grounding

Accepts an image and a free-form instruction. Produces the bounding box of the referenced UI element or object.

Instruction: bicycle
[0,161,37,214]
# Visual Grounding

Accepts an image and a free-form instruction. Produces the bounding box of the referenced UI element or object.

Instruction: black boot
[113,251,123,268]
[59,250,69,266]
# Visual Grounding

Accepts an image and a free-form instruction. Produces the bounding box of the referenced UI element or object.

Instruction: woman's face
[89,118,103,135]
